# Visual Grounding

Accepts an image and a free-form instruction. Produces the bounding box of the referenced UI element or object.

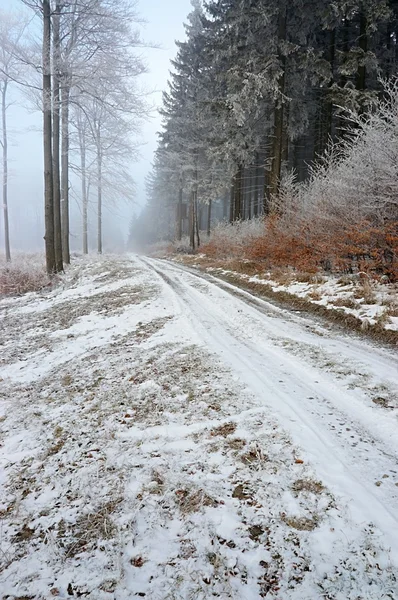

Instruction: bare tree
[42,0,57,273]
[20,0,147,262]
[21,0,58,273]
[58,0,147,254]
[52,0,63,270]
[73,105,91,253]
[0,70,10,262]
[0,10,29,262]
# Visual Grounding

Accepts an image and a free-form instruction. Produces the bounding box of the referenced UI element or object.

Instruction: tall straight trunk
[253,152,260,217]
[42,0,55,274]
[78,124,88,254]
[229,180,234,223]
[269,6,287,200]
[189,190,195,250]
[282,105,289,164]
[313,90,323,160]
[315,29,336,158]
[270,96,285,199]
[250,165,255,220]
[357,12,367,92]
[2,81,10,261]
[241,168,246,219]
[207,198,212,237]
[263,150,270,214]
[326,28,336,141]
[176,183,183,240]
[52,2,63,272]
[248,165,255,220]
[97,146,102,254]
[61,83,70,263]
[245,168,251,219]
[195,191,200,248]
[337,20,350,138]
[385,21,392,80]
[223,190,229,220]
[233,165,243,220]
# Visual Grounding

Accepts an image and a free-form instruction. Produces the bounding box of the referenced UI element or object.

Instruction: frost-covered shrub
[201,80,398,280]
[144,241,173,257]
[0,254,50,295]
[172,236,195,254]
[202,217,266,258]
[291,79,398,225]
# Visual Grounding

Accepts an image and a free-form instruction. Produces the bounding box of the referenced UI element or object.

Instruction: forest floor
[0,254,398,599]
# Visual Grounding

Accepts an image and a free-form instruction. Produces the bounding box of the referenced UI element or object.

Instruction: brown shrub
[0,256,50,295]
[202,216,398,282]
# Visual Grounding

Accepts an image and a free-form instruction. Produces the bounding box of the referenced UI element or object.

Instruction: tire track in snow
[138,255,398,564]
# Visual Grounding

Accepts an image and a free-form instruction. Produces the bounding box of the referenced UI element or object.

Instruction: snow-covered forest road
[1,255,397,599]
[143,256,398,537]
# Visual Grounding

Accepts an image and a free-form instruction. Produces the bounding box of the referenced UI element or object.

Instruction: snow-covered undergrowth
[200,218,267,261]
[197,83,398,285]
[172,252,398,335]
[226,267,397,332]
[0,253,50,296]
[0,255,397,598]
[251,271,398,332]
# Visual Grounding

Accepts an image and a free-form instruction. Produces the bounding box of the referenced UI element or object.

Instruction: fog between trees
[130,0,398,281]
[1,0,398,280]
[1,0,147,270]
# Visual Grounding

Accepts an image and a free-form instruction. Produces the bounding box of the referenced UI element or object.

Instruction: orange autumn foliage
[201,216,398,281]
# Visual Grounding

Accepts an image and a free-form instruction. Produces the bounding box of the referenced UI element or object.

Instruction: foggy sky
[0,0,192,253]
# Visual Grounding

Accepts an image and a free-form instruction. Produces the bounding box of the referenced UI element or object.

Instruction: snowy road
[1,254,398,599]
[140,256,398,560]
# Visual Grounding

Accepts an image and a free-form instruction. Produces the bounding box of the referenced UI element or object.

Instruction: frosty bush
[203,217,266,259]
[202,80,398,280]
[172,236,195,254]
[0,254,50,295]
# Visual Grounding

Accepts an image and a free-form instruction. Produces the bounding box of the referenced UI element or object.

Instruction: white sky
[1,0,192,249]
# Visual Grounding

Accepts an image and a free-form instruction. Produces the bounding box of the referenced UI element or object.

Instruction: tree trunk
[241,168,247,219]
[269,6,287,200]
[326,28,336,141]
[189,190,195,250]
[2,81,10,261]
[207,198,212,236]
[78,120,88,254]
[270,97,285,199]
[195,191,200,248]
[97,146,102,254]
[233,165,243,220]
[61,83,70,263]
[229,180,234,223]
[52,1,63,272]
[337,19,350,138]
[223,190,229,220]
[357,11,367,92]
[176,183,183,240]
[314,28,336,157]
[247,167,252,220]
[42,0,56,274]
[253,152,260,217]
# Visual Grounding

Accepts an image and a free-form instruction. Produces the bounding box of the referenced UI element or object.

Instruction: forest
[0,0,145,274]
[1,2,398,596]
[131,0,398,281]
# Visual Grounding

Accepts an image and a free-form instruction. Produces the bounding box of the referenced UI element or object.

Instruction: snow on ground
[172,254,398,332]
[0,254,397,599]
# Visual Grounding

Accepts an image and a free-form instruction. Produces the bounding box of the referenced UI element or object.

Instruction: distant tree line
[131,0,398,252]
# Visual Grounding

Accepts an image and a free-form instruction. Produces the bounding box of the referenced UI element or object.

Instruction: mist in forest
[0,0,192,258]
